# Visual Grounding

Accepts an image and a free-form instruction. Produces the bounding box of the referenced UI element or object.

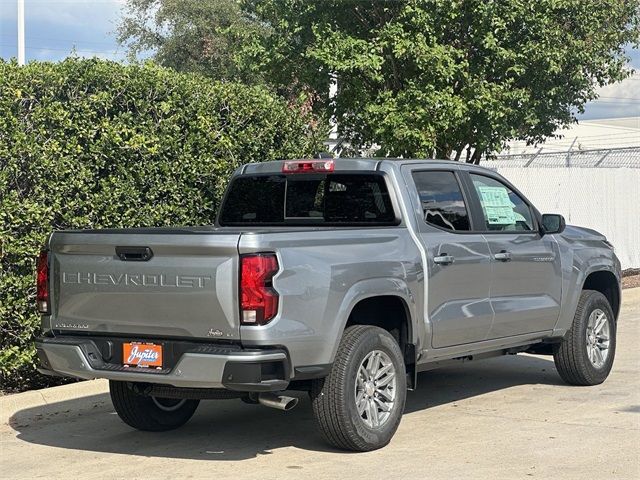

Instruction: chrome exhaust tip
[257,393,299,411]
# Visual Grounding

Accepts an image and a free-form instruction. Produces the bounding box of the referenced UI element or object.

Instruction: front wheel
[109,381,200,431]
[553,290,616,386]
[311,325,407,451]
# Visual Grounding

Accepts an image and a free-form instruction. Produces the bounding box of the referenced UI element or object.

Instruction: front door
[403,167,493,348]
[466,172,562,338]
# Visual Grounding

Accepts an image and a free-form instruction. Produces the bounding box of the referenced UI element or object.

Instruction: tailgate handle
[115,246,153,262]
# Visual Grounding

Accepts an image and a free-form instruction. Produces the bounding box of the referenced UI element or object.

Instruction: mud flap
[405,343,417,390]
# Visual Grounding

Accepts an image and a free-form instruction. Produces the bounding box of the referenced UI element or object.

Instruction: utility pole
[17,0,25,65]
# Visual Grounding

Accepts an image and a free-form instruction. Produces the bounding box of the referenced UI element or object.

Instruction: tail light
[240,254,279,325]
[282,159,334,173]
[36,250,50,314]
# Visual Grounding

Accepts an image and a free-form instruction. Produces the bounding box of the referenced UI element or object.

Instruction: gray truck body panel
[36,159,621,390]
[49,231,241,340]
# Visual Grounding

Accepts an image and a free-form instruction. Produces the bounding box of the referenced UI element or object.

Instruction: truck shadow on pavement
[10,354,563,460]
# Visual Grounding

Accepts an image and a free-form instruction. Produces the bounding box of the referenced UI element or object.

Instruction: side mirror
[541,214,566,234]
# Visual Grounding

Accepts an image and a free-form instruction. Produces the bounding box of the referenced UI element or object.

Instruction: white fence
[494,167,640,270]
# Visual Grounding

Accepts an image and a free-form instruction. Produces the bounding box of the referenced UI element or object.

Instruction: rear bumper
[35,336,290,391]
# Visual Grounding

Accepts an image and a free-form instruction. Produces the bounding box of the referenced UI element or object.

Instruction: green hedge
[0,58,323,392]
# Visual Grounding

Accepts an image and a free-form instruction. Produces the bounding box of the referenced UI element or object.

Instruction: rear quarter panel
[237,228,422,368]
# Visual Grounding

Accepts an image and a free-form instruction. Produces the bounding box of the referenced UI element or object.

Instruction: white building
[503,116,640,154]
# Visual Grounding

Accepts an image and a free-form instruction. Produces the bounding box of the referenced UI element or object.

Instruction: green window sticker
[476,186,516,225]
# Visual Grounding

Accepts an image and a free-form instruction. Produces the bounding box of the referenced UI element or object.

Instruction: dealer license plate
[122,342,163,368]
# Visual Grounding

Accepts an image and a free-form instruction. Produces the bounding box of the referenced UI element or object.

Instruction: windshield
[218,173,397,226]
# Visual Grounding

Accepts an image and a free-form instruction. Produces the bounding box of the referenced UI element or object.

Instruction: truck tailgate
[49,230,240,340]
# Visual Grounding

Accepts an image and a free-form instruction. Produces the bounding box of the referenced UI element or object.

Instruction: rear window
[412,171,471,231]
[218,173,397,226]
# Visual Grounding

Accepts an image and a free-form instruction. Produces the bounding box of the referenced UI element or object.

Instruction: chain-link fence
[485,146,640,168]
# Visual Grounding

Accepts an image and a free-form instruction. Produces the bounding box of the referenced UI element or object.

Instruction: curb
[0,379,108,425]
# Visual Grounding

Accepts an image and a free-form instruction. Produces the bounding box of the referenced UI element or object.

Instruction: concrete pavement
[2,289,639,479]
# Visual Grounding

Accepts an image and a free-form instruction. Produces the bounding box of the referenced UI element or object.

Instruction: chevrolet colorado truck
[35,158,621,451]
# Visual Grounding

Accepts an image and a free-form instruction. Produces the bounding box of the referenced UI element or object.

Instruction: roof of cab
[240,157,496,175]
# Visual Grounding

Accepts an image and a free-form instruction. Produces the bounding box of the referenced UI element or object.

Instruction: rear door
[402,167,493,348]
[463,172,562,337]
[49,230,241,340]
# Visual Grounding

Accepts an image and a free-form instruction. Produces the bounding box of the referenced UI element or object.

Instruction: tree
[119,0,640,161]
[117,0,267,83]
[245,0,640,161]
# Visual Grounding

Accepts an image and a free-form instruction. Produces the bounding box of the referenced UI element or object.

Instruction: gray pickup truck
[36,158,621,451]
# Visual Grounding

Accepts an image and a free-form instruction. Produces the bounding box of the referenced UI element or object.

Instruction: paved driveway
[2,289,639,480]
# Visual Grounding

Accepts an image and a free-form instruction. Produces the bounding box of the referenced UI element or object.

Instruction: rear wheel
[553,290,616,386]
[311,325,407,451]
[109,381,200,431]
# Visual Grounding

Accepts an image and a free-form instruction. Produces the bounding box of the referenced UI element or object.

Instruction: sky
[0,0,127,62]
[0,0,639,121]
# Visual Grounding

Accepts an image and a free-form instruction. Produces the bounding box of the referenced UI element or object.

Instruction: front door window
[469,174,534,231]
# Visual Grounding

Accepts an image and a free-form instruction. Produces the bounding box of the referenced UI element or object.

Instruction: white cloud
[580,72,640,119]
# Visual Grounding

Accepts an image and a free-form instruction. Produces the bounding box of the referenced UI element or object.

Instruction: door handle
[434,254,455,265]
[494,250,512,262]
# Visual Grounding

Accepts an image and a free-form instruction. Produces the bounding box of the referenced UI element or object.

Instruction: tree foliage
[119,0,640,160]
[117,0,267,83]
[247,0,640,160]
[0,58,323,391]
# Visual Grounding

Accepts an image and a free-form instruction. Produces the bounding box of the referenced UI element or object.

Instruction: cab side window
[469,174,534,231]
[412,171,471,231]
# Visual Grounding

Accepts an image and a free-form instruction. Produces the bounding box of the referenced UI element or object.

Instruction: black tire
[553,290,616,386]
[311,325,407,451]
[109,381,200,431]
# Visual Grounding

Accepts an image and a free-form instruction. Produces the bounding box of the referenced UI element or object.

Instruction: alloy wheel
[355,350,397,428]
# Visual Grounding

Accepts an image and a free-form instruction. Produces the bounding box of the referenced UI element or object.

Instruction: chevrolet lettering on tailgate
[62,272,211,288]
